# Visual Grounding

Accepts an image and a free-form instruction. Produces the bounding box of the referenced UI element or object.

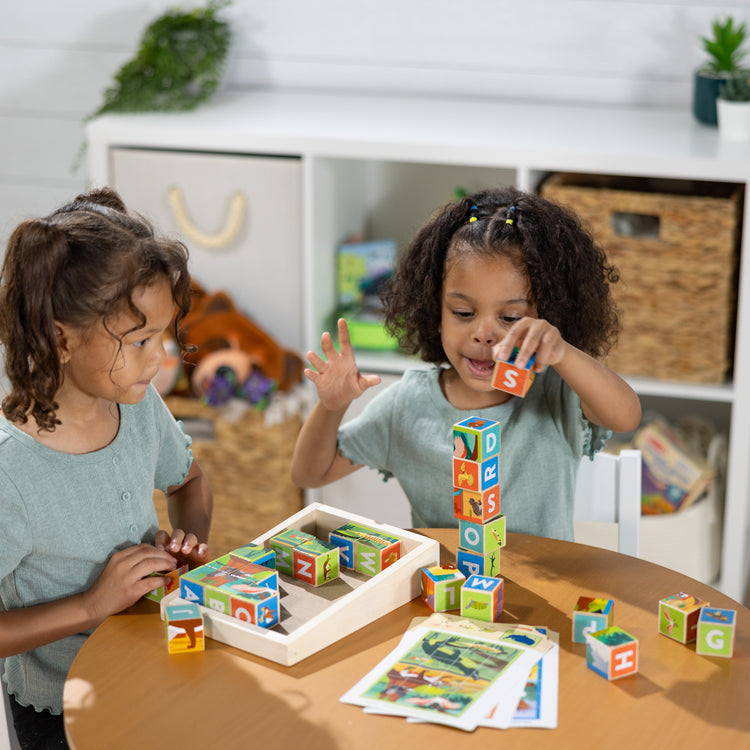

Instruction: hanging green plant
[90,0,232,117]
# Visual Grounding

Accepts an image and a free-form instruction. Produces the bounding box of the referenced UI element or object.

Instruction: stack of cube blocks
[658,591,736,657]
[180,543,280,628]
[328,522,401,576]
[420,416,506,623]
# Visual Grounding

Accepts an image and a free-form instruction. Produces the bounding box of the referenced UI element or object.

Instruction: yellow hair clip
[469,216,478,223]
[505,218,514,225]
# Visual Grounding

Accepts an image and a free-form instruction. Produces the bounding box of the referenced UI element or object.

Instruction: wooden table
[64,531,750,748]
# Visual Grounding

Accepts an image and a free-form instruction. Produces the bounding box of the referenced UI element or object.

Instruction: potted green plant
[717,73,750,141]
[693,17,749,125]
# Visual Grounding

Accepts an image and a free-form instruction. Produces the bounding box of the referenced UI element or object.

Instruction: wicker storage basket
[541,173,743,383]
[155,396,303,557]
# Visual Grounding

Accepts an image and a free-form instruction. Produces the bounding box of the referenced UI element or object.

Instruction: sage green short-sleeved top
[0,385,193,714]
[338,367,611,538]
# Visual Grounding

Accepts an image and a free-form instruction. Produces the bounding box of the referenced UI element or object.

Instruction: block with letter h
[270,528,340,586]
[696,607,736,657]
[492,347,536,397]
[421,564,466,612]
[586,626,639,680]
[658,592,708,644]
[460,574,504,622]
[165,602,205,654]
[572,596,615,644]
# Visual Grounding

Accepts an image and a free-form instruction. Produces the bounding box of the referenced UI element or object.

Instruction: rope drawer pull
[167,186,246,249]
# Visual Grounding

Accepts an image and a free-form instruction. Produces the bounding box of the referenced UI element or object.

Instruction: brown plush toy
[176,285,304,402]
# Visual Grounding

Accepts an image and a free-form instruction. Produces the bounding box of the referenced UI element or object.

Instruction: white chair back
[574,449,642,557]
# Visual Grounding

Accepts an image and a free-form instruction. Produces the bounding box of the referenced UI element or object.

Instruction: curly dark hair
[0,186,194,431]
[381,185,620,364]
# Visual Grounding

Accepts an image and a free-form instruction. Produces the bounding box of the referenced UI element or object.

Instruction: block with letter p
[453,417,501,461]
[456,546,501,579]
[492,347,536,397]
[572,596,615,644]
[460,574,504,622]
[420,564,466,612]
[696,607,736,657]
[586,626,639,680]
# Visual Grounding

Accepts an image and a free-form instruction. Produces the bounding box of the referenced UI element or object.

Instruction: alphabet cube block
[180,555,279,628]
[459,515,506,554]
[270,529,340,586]
[460,574,504,622]
[145,563,189,602]
[453,417,501,461]
[658,592,708,644]
[420,564,466,612]
[329,522,401,576]
[228,542,276,569]
[165,603,205,654]
[453,456,499,493]
[586,626,639,680]
[696,607,736,658]
[456,546,501,579]
[492,348,536,397]
[453,485,501,523]
[572,596,615,644]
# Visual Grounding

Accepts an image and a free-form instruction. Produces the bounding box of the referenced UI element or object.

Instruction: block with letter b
[696,607,736,657]
[456,546,501,579]
[572,596,615,644]
[586,626,639,680]
[420,564,466,612]
[492,347,536,397]
[658,592,708,644]
[453,417,501,461]
[453,485,501,523]
[459,516,506,554]
[460,574,504,622]
[165,602,205,654]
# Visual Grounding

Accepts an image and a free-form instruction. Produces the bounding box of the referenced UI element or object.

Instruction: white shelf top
[88,88,750,182]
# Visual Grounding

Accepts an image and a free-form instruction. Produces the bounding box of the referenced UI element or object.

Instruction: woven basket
[541,173,743,383]
[155,396,303,557]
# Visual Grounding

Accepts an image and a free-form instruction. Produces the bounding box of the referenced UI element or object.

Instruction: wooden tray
[160,503,440,665]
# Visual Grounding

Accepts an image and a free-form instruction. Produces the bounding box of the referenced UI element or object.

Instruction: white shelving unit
[87,89,750,603]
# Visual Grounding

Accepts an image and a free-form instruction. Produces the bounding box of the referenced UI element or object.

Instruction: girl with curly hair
[291,186,640,535]
[0,187,213,749]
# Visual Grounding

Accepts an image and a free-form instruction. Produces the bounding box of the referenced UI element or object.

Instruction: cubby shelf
[87,89,750,603]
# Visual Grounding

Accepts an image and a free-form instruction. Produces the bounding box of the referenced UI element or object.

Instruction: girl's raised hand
[83,544,179,625]
[304,318,381,411]
[494,317,569,373]
[155,528,211,568]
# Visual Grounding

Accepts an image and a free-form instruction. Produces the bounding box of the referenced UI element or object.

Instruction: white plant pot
[716,99,750,142]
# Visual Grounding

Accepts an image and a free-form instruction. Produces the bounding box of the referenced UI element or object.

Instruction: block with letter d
[460,574,504,622]
[453,455,499,493]
[420,564,466,612]
[459,516,506,554]
[165,602,205,654]
[586,626,639,680]
[453,485,501,523]
[453,416,501,462]
[492,347,536,397]
[572,596,615,644]
[696,607,736,657]
[658,592,708,643]
[456,546,501,579]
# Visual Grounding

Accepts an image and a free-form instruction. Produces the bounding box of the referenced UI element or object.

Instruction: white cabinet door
[110,149,302,351]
